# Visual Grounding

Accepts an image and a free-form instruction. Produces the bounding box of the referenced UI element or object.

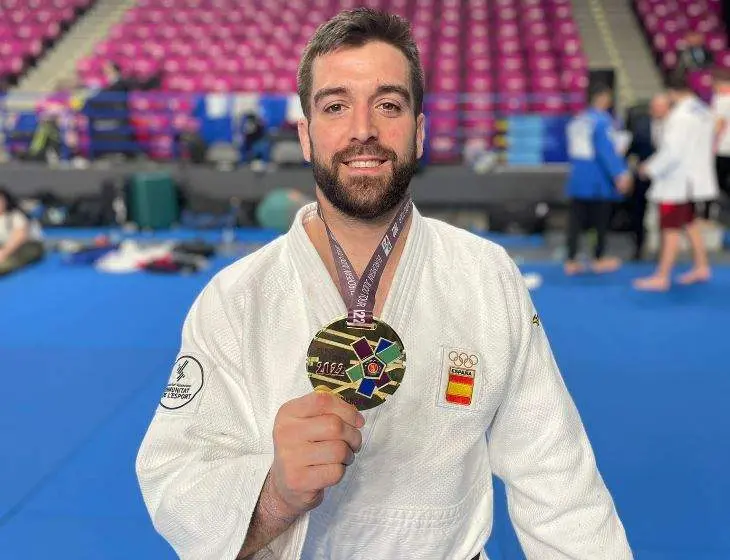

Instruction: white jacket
[645,95,720,203]
[136,203,633,560]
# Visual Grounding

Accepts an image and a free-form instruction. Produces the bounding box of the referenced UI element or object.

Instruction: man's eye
[380,102,402,113]
[324,104,343,113]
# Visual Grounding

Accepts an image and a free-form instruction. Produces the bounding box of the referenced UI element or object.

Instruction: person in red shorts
[635,73,714,291]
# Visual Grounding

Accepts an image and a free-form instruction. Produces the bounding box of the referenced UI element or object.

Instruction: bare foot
[591,257,622,274]
[677,268,711,285]
[564,261,586,275]
[633,275,670,292]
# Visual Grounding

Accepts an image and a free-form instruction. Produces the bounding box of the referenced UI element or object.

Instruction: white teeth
[347,160,383,168]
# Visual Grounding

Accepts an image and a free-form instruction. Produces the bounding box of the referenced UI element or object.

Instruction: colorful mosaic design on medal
[306,317,406,411]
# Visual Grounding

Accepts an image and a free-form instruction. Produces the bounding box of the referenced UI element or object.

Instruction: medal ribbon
[319,197,413,328]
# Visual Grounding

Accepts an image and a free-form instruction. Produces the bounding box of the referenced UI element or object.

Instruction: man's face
[298,41,425,220]
[598,91,613,110]
[687,32,703,47]
[650,96,669,119]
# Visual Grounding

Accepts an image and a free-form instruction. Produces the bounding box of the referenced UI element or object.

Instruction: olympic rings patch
[448,351,479,368]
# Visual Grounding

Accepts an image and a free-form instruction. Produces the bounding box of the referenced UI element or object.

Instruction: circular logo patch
[306,316,406,411]
[160,356,204,410]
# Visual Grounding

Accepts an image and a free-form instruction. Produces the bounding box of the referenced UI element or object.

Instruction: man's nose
[349,105,378,144]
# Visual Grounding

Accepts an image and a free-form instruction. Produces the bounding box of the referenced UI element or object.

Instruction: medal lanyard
[318,197,413,329]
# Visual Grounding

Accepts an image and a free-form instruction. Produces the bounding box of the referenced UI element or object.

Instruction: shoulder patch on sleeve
[160,355,205,413]
[532,313,541,327]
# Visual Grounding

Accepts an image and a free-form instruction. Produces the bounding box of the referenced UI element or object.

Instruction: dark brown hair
[297,8,424,119]
[0,186,18,211]
[666,69,690,92]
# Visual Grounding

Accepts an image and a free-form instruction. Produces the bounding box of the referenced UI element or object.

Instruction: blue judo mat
[0,234,728,559]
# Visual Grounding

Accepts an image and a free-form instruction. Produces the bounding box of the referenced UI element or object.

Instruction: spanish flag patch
[445,367,475,406]
[438,349,481,410]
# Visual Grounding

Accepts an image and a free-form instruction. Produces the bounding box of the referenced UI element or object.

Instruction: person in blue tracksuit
[564,83,633,275]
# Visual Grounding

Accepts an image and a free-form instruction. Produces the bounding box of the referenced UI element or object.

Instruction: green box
[127,172,179,230]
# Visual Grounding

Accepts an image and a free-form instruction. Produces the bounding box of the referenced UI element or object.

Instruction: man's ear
[416,113,425,159]
[298,118,312,162]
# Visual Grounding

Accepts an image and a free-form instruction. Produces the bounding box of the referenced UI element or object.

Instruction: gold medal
[306,316,406,411]
[306,198,412,410]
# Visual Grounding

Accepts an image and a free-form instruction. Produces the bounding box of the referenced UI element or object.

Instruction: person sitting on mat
[0,187,45,276]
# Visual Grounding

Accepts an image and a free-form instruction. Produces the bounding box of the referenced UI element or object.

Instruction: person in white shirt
[636,72,717,291]
[0,187,44,276]
[135,8,633,559]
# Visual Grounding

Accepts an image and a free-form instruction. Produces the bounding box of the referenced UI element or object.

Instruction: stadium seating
[430,0,587,160]
[73,0,587,162]
[633,0,728,100]
[0,0,94,85]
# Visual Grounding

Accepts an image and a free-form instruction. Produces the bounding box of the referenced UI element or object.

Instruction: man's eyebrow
[313,86,349,107]
[374,84,411,105]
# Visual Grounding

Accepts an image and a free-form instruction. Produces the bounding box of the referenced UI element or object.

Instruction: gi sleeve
[593,119,628,181]
[644,115,685,179]
[135,278,291,560]
[487,256,633,559]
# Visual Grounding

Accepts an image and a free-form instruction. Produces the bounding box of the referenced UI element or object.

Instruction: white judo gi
[645,95,719,204]
[136,203,633,560]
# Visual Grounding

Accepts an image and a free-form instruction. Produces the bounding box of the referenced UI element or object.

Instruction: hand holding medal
[267,391,365,518]
[306,198,410,411]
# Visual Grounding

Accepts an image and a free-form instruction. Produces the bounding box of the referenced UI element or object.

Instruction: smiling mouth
[342,159,388,168]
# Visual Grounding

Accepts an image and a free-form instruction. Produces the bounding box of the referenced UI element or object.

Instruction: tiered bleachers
[634,0,728,99]
[0,0,95,85]
[74,0,587,162]
[427,0,587,160]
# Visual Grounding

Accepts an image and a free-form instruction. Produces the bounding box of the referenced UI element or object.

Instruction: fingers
[295,414,363,452]
[286,391,365,429]
[293,464,347,493]
[300,440,355,467]
[270,393,365,514]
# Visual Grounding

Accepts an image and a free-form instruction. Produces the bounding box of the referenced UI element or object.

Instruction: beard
[311,137,419,221]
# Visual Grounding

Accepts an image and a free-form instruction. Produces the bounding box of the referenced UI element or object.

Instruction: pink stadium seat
[532,93,565,115]
[467,56,491,73]
[499,94,528,114]
[523,7,545,23]
[687,69,713,101]
[433,73,461,95]
[557,20,578,36]
[706,31,727,51]
[499,73,528,93]
[496,36,522,55]
[561,37,582,56]
[526,37,552,54]
[496,23,520,40]
[500,56,525,72]
[463,116,495,139]
[528,55,558,73]
[524,21,549,37]
[427,95,459,114]
[562,55,589,71]
[533,73,561,91]
[717,50,730,68]
[465,74,493,93]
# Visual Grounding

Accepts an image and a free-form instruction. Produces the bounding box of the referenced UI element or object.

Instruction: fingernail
[357,412,365,427]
